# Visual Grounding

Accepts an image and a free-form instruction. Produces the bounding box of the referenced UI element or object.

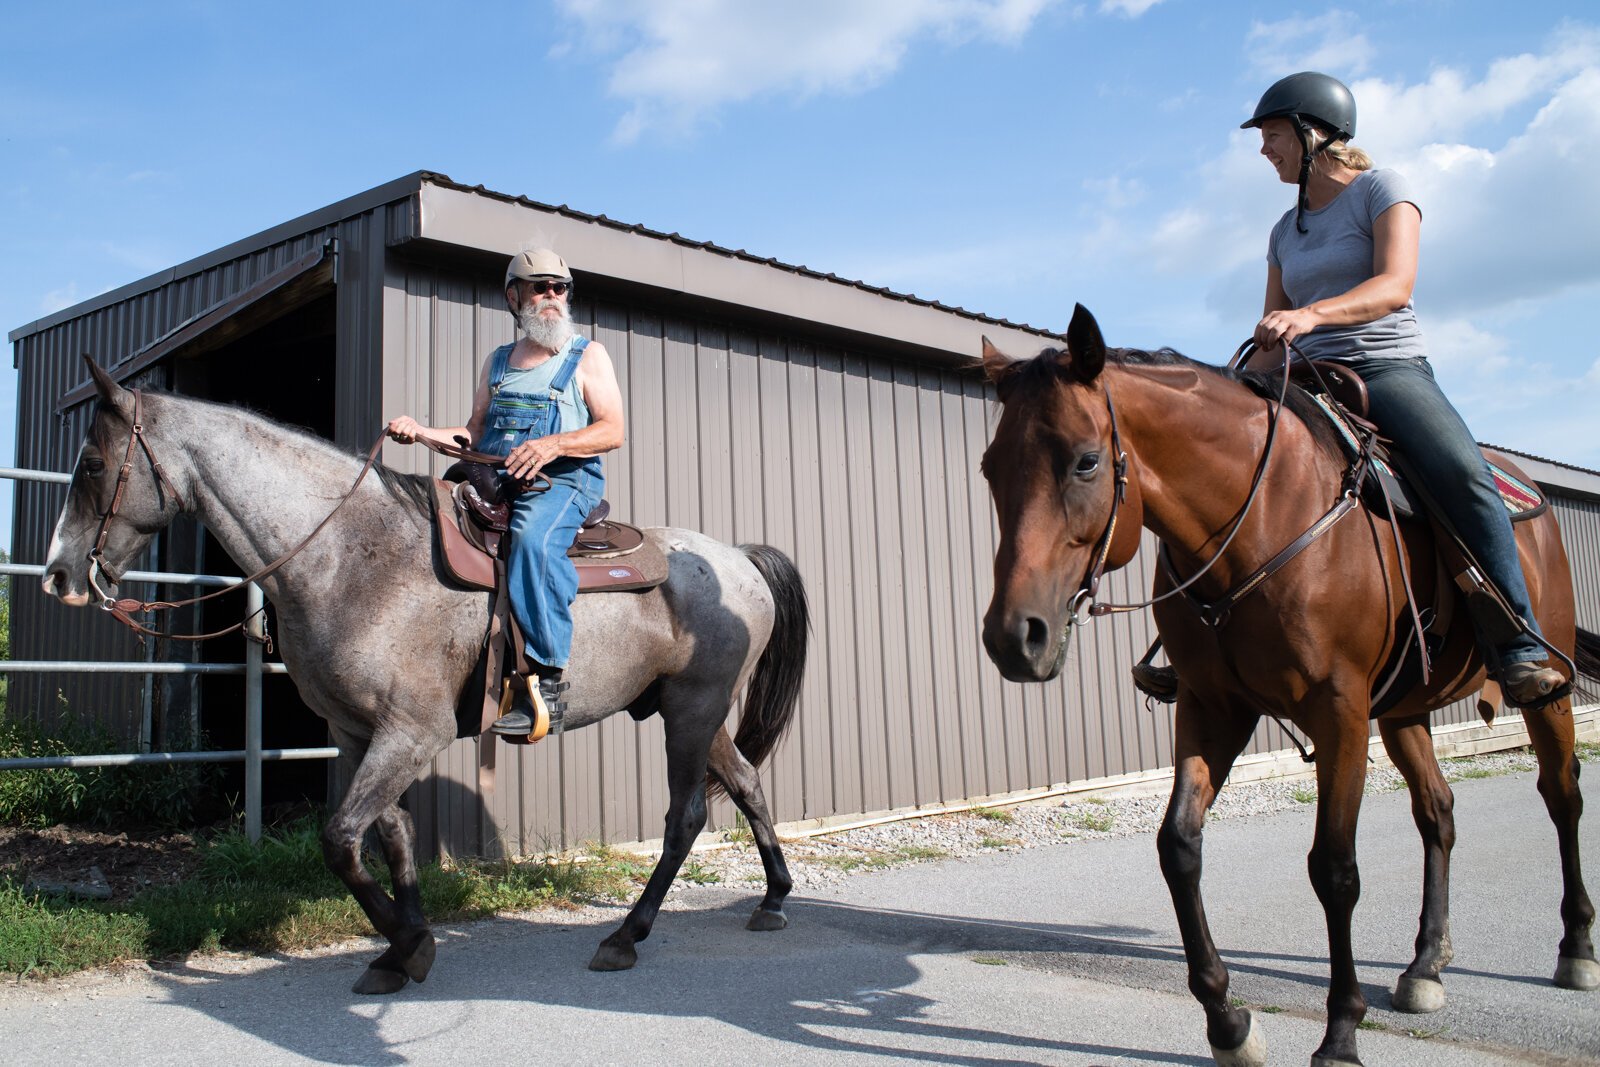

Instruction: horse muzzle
[982,607,1068,682]
[41,565,91,607]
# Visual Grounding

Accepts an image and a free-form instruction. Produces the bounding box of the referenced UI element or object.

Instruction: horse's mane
[1003,345,1346,463]
[92,392,436,521]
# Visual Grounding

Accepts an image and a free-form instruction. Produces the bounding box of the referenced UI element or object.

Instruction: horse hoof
[746,907,788,932]
[351,965,410,995]
[1554,955,1600,990]
[588,943,638,971]
[1309,1058,1362,1067]
[1210,1011,1266,1067]
[401,929,437,983]
[1392,975,1446,1013]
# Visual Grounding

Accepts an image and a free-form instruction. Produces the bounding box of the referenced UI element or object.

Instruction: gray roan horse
[41,360,810,993]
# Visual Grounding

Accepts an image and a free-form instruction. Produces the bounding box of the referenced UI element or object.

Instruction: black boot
[490,673,570,737]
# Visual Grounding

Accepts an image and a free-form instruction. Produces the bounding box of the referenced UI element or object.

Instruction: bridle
[85,392,536,644]
[1064,338,1349,627]
[85,390,389,643]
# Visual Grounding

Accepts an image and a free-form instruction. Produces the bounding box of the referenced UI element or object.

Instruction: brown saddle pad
[431,479,668,593]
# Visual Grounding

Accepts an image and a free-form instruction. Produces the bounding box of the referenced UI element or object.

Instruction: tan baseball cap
[505,248,570,287]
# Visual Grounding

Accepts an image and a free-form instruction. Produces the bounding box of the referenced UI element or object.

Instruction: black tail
[710,545,809,796]
[1573,627,1600,700]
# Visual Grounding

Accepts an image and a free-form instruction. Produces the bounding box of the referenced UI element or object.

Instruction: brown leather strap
[1160,490,1360,628]
[1088,339,1296,620]
[97,408,389,643]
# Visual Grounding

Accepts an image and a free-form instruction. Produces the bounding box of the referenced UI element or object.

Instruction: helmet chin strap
[1294,118,1334,234]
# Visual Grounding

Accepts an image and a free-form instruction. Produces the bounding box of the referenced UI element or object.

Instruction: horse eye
[1074,452,1100,477]
[82,456,106,477]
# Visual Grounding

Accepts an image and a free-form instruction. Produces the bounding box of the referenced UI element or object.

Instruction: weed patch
[1,817,633,978]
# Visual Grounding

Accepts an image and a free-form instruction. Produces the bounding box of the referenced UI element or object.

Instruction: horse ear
[981,336,1021,396]
[83,354,134,418]
[1066,304,1107,382]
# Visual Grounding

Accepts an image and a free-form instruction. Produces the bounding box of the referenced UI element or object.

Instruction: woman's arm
[1254,201,1421,350]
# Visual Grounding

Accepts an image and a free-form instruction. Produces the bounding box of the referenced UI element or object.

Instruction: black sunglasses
[524,279,571,296]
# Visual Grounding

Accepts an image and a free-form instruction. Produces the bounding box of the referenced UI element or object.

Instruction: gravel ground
[655,746,1577,898]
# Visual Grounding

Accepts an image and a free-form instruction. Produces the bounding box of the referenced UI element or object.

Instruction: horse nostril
[1023,616,1051,657]
[42,568,66,598]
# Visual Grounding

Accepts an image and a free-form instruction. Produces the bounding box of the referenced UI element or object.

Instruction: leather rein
[1065,340,1371,631]
[86,394,524,644]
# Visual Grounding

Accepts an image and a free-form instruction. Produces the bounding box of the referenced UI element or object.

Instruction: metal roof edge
[8,171,431,347]
[413,176,1064,359]
[1483,444,1600,501]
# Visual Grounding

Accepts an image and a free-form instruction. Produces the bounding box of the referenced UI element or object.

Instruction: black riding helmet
[1242,72,1357,232]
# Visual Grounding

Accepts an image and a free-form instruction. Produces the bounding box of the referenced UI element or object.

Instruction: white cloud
[1099,0,1164,17]
[556,0,1062,142]
[41,283,80,314]
[1244,11,1374,80]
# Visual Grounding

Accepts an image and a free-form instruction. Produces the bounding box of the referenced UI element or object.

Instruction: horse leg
[1157,703,1266,1067]
[706,725,793,931]
[1521,699,1599,990]
[1305,721,1372,1067]
[1377,716,1455,1013]
[325,725,441,995]
[590,698,721,972]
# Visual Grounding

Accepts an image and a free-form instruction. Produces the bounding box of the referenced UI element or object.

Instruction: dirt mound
[0,825,202,902]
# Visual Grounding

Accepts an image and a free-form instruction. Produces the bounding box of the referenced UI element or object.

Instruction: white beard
[517,298,573,351]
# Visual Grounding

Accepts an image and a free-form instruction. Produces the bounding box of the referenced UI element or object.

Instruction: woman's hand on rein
[1255,306,1320,350]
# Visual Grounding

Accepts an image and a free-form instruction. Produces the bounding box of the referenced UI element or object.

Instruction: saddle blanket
[1308,394,1545,523]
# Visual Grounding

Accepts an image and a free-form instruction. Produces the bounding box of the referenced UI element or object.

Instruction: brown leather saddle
[430,461,669,743]
[432,463,667,594]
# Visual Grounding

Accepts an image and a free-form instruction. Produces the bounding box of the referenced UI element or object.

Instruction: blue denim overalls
[480,336,604,670]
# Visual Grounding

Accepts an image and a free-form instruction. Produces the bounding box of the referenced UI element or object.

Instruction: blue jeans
[506,466,602,670]
[1352,356,1545,665]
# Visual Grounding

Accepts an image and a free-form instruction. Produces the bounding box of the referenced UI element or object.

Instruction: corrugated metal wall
[386,260,1544,860]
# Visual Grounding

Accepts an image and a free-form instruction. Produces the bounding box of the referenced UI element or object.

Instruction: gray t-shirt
[1267,168,1427,362]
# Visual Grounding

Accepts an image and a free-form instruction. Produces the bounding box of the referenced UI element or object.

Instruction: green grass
[971,806,1015,824]
[978,836,1020,849]
[1356,1019,1388,1032]
[971,956,1008,966]
[816,843,948,873]
[1065,808,1115,832]
[1290,784,1318,804]
[722,813,754,846]
[1576,741,1599,762]
[1,817,633,979]
[678,859,721,885]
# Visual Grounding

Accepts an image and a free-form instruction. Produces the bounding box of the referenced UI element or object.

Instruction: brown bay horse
[979,305,1598,1067]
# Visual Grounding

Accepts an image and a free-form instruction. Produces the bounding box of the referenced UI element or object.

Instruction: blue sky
[5,1,1599,553]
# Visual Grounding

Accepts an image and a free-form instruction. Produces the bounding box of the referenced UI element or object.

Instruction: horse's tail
[1572,627,1600,698]
[713,544,809,794]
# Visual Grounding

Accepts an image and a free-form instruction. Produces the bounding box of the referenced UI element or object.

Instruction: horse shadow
[135,892,1221,1066]
[126,856,1593,1065]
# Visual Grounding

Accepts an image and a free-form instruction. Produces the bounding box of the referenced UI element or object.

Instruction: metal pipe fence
[2,467,337,841]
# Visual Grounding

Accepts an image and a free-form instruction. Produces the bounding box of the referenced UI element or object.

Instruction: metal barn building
[10,171,1600,859]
